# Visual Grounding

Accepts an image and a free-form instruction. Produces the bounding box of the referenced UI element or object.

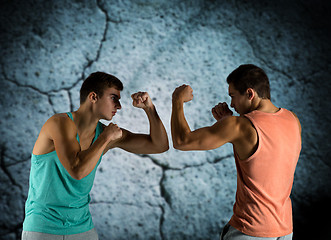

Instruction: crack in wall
[0,1,110,234]
[77,0,109,81]
[0,147,26,239]
[90,200,165,240]
[90,200,159,208]
[211,154,233,164]
[1,37,234,240]
[135,153,233,210]
[0,2,109,100]
[126,5,209,91]
[2,68,70,105]
[2,75,48,96]
[232,0,297,84]
[2,155,30,168]
[67,89,75,112]
[1,0,330,239]
[0,147,22,192]
[133,153,172,240]
[135,152,233,240]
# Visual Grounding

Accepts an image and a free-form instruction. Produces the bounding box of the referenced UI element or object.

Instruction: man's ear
[88,92,98,103]
[246,88,255,101]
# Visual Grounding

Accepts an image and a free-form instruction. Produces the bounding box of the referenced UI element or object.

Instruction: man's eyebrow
[110,94,120,99]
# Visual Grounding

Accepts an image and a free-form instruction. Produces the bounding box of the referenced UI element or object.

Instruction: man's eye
[112,97,120,104]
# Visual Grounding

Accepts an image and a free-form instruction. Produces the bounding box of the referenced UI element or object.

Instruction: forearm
[72,134,109,180]
[144,105,169,152]
[171,100,191,147]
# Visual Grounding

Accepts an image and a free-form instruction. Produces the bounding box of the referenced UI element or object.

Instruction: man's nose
[116,102,122,110]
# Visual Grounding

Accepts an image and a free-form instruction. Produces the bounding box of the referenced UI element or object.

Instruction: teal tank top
[23,112,104,235]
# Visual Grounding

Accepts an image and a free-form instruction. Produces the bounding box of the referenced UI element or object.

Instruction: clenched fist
[212,102,233,121]
[131,92,153,109]
[172,85,194,103]
[104,123,122,141]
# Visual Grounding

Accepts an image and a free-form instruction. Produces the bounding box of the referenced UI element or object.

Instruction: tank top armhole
[241,115,261,161]
[284,109,302,144]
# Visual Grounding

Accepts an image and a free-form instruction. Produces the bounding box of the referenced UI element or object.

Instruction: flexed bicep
[109,128,163,154]
[174,116,240,151]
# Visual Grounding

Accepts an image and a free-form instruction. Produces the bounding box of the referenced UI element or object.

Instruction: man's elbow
[154,142,169,153]
[161,144,170,153]
[172,137,190,151]
[173,143,187,151]
[70,158,88,180]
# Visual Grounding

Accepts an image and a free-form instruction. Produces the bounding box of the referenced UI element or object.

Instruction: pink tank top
[229,108,301,237]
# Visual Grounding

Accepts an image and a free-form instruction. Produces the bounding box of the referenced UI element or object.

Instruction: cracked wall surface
[1,0,331,239]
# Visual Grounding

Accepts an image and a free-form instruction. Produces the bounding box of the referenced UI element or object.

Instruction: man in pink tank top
[171,64,301,240]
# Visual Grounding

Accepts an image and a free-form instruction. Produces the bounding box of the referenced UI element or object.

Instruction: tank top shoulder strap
[66,112,79,142]
[66,112,74,121]
[64,113,103,142]
[95,121,104,139]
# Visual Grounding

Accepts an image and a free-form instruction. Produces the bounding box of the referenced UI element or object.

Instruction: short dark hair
[227,64,271,99]
[80,72,123,104]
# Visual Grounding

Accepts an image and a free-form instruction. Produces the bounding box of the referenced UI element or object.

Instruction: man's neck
[253,98,280,113]
[72,105,99,136]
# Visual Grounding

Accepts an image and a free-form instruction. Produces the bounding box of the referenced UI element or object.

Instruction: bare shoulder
[47,113,73,125]
[211,116,245,134]
[33,113,76,155]
[217,116,239,126]
[42,113,76,136]
[208,116,253,145]
[48,113,71,122]
[217,115,250,129]
[213,116,248,137]
[237,115,254,127]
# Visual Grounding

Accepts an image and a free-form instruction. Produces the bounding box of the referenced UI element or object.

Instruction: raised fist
[172,85,194,103]
[104,123,122,141]
[131,92,153,109]
[212,102,233,121]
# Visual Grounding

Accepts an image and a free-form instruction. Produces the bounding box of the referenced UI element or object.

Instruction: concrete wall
[1,0,330,239]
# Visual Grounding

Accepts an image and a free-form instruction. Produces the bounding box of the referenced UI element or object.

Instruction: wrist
[143,104,155,112]
[99,131,113,143]
[172,98,184,107]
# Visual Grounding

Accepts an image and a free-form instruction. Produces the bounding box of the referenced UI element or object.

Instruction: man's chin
[103,116,113,121]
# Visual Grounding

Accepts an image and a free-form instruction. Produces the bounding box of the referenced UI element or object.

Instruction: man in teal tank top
[22,72,169,239]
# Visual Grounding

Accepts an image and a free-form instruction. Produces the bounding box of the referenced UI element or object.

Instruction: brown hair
[80,72,123,104]
[227,64,271,99]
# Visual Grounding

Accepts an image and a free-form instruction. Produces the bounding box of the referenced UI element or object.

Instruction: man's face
[96,87,122,121]
[228,83,250,116]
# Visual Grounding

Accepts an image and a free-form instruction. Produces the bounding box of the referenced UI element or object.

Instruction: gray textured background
[1,0,331,239]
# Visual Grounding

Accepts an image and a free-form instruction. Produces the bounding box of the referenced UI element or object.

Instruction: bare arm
[171,85,237,151]
[47,115,122,180]
[105,92,169,154]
